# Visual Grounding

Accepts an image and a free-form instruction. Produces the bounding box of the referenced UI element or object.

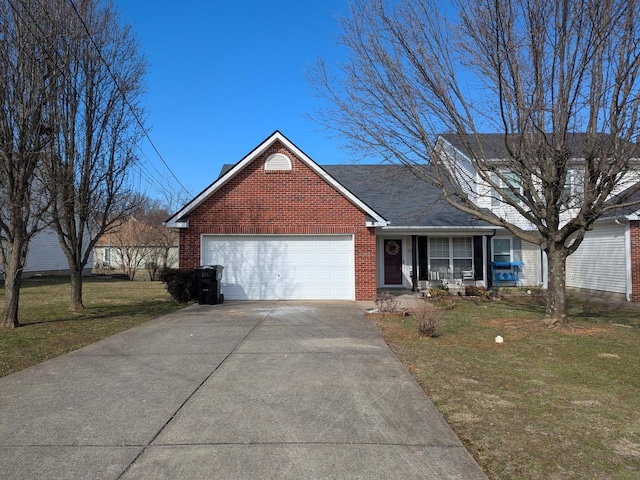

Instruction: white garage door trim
[200,234,355,300]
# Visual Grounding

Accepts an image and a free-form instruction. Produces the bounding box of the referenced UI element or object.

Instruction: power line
[66,0,191,198]
[6,0,191,204]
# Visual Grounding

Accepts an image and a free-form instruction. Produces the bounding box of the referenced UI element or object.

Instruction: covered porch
[376,228,500,293]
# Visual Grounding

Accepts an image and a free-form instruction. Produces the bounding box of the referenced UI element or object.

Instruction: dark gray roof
[217,162,490,228]
[601,183,640,218]
[441,133,636,159]
[323,164,491,228]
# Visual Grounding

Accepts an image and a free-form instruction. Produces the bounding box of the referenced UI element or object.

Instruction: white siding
[566,221,627,294]
[23,228,71,274]
[520,241,542,286]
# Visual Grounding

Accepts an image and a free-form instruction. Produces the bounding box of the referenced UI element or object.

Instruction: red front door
[383,239,403,284]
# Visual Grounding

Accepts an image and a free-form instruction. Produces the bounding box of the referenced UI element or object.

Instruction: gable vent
[265,153,292,171]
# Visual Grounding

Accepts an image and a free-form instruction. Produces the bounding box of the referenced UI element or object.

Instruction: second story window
[492,171,521,206]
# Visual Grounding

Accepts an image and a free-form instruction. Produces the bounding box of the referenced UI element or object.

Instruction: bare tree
[0,0,55,328]
[311,0,640,324]
[109,217,148,281]
[98,200,177,281]
[42,0,146,309]
[138,202,178,280]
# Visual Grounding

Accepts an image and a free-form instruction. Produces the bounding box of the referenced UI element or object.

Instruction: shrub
[413,300,441,337]
[428,285,449,298]
[465,285,489,297]
[375,292,399,313]
[160,268,198,303]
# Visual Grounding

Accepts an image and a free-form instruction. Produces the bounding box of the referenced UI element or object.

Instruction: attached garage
[201,235,355,300]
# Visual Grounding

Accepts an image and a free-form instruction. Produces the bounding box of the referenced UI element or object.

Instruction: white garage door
[201,235,355,300]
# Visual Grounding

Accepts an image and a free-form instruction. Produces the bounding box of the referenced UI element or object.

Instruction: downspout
[540,247,547,289]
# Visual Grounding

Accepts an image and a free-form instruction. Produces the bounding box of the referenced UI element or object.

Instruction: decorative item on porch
[384,240,400,255]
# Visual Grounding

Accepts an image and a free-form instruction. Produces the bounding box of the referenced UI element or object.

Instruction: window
[561,171,583,207]
[452,237,473,277]
[103,247,111,266]
[429,237,473,279]
[493,238,511,263]
[491,171,521,206]
[429,237,449,279]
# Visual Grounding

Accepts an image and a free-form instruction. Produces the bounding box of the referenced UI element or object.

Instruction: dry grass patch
[370,295,640,479]
[0,277,183,377]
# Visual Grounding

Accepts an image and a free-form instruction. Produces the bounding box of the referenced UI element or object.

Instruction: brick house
[166,131,640,302]
[166,131,384,300]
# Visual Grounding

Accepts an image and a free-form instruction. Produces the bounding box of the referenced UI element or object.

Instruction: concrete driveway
[0,301,486,479]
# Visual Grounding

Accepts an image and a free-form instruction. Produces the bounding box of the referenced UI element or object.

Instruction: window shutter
[512,237,522,263]
[490,172,500,207]
[473,236,483,280]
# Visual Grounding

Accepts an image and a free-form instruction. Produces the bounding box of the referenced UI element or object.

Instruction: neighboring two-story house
[1,227,87,278]
[437,133,640,302]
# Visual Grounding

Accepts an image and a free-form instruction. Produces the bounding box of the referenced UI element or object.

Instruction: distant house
[93,217,178,280]
[165,131,640,302]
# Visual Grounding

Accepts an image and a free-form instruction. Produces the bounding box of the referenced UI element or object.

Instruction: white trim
[166,131,388,228]
[624,220,632,302]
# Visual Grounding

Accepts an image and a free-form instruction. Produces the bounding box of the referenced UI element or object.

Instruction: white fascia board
[165,131,389,228]
[366,220,388,227]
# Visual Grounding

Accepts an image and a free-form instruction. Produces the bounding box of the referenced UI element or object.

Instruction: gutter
[381,225,496,233]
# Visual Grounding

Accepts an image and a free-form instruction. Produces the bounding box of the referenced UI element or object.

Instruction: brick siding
[178,141,377,300]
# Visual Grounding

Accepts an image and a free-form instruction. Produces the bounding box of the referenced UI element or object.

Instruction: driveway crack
[116,303,278,479]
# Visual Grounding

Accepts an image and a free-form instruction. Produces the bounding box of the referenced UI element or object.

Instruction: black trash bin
[195,265,224,305]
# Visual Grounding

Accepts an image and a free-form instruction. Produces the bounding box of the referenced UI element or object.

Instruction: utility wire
[7,0,191,203]
[66,0,192,198]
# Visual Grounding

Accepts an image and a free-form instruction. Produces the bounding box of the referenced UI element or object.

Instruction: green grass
[371,294,640,480]
[0,277,184,377]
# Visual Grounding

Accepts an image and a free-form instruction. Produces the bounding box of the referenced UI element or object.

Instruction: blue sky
[118,1,353,203]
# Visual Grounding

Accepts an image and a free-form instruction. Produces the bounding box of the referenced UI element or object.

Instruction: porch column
[411,235,418,292]
[486,233,494,289]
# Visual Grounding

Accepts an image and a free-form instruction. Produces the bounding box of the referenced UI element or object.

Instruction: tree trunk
[69,268,84,311]
[2,243,25,328]
[545,242,568,325]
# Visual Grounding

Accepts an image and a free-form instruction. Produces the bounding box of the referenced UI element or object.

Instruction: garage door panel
[201,235,354,300]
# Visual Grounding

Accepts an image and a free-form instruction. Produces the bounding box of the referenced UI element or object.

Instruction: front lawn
[371,294,640,479]
[0,277,184,377]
